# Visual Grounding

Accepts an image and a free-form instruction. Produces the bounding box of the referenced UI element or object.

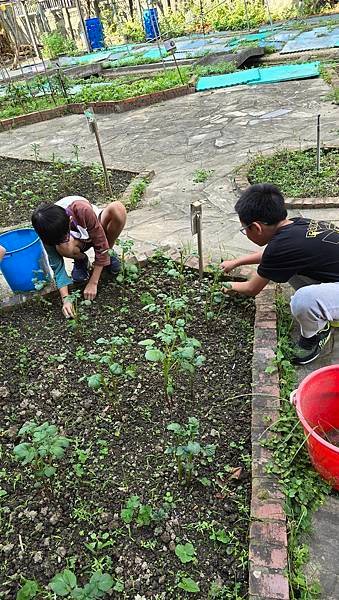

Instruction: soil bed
[0,156,137,228]
[0,257,254,599]
[248,148,339,198]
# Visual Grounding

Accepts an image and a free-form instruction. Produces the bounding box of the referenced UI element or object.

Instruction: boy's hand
[84,281,98,301]
[220,259,238,273]
[222,282,234,294]
[62,300,75,319]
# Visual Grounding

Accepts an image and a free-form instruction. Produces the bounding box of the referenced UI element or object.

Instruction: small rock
[158,575,166,584]
[56,546,67,557]
[51,389,62,400]
[160,532,170,543]
[40,507,48,516]
[1,543,14,554]
[135,556,142,566]
[49,512,60,525]
[0,386,9,398]
[43,538,50,547]
[169,541,176,552]
[33,551,43,563]
[115,566,124,575]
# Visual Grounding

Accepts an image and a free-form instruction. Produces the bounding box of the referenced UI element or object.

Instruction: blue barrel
[143,8,160,41]
[0,228,49,293]
[85,17,105,51]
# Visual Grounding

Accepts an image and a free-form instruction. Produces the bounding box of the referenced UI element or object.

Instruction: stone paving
[0,76,339,596]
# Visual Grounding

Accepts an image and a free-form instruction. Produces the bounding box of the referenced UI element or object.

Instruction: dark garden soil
[0,157,137,228]
[0,258,254,599]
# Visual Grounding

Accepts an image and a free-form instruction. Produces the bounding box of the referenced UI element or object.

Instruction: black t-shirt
[257,218,339,283]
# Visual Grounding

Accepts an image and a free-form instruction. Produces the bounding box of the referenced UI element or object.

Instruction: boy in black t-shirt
[221,183,339,365]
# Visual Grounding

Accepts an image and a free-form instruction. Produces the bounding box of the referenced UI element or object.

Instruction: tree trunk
[128,0,134,19]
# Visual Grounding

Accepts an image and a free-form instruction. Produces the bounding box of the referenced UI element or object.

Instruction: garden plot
[0,254,254,599]
[0,156,137,228]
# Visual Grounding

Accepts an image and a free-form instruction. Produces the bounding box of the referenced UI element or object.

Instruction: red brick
[249,569,289,599]
[250,521,287,546]
[249,543,288,570]
[251,498,285,521]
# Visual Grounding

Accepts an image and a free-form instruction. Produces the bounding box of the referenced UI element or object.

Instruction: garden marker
[190,201,203,280]
[164,39,184,84]
[316,113,321,175]
[84,109,113,196]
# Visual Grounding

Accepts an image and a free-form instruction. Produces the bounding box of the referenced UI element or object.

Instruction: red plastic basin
[293,365,339,490]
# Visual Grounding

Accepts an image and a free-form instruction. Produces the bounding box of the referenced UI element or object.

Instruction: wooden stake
[316,113,321,175]
[93,121,113,196]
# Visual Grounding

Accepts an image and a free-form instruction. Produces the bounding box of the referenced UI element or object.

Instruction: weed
[13,421,70,478]
[193,168,213,183]
[49,569,113,598]
[264,292,331,598]
[175,541,197,563]
[16,578,40,600]
[165,417,216,484]
[248,148,339,198]
[126,177,149,209]
[203,263,228,321]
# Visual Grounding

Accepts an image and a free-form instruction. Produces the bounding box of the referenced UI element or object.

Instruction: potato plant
[139,319,204,402]
[13,421,70,478]
[165,417,216,484]
[83,334,136,413]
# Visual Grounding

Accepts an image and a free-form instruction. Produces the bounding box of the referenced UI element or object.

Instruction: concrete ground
[0,76,339,596]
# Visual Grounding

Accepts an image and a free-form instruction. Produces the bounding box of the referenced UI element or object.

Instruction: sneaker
[292,323,332,365]
[104,252,121,275]
[71,257,90,283]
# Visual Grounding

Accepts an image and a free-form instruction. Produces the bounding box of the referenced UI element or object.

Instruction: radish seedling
[13,421,70,479]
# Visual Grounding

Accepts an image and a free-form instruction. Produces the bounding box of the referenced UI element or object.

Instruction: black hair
[31,203,69,246]
[235,183,287,226]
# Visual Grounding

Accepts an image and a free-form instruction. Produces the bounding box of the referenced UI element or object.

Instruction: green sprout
[13,421,70,478]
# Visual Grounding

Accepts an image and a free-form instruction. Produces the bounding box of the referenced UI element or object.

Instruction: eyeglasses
[239,223,253,235]
[239,221,269,235]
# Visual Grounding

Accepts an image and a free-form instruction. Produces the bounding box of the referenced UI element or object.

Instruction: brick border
[249,286,289,600]
[233,144,339,209]
[0,83,195,132]
[0,248,289,598]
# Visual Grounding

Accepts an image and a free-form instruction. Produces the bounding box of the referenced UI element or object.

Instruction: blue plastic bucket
[0,228,49,292]
[143,8,160,41]
[85,17,105,51]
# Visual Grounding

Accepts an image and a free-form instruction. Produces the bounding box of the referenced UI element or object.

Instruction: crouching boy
[32,196,126,318]
[221,184,339,365]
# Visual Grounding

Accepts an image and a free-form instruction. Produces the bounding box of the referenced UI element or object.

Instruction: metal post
[172,52,184,84]
[199,0,205,36]
[196,213,203,281]
[316,113,321,175]
[93,121,113,196]
[75,0,91,53]
[190,201,204,281]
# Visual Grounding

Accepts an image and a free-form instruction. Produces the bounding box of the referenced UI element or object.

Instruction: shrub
[41,32,77,59]
[116,19,145,42]
[210,0,266,31]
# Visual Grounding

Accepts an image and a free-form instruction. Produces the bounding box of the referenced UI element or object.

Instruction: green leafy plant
[13,421,70,478]
[84,334,136,413]
[126,177,149,209]
[41,32,77,59]
[175,542,197,563]
[16,579,40,600]
[264,291,331,598]
[177,576,200,593]
[139,320,204,401]
[65,290,91,333]
[84,532,115,554]
[49,569,113,598]
[204,263,228,321]
[165,417,216,484]
[193,168,213,183]
[113,239,139,286]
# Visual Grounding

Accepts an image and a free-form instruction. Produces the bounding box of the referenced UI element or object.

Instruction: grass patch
[264,292,331,599]
[248,148,339,198]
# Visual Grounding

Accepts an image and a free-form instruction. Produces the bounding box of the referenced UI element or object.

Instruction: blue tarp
[196,61,320,91]
[281,26,339,53]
